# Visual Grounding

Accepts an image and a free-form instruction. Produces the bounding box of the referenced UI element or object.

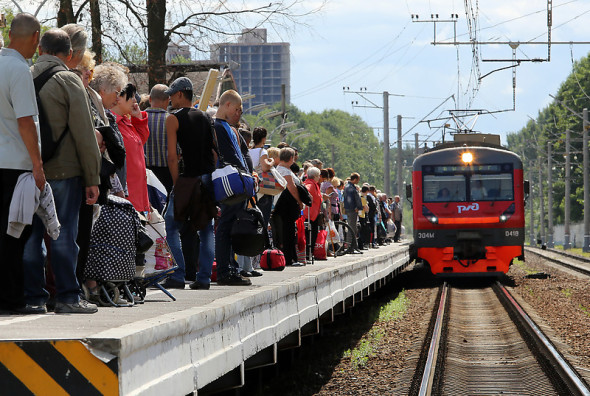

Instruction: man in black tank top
[161,77,216,290]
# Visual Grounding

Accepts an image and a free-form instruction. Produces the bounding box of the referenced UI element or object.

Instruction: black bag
[136,223,154,254]
[297,183,312,207]
[34,65,69,163]
[97,125,126,169]
[231,199,268,256]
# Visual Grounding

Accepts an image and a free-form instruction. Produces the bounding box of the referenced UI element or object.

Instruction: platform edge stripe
[0,359,35,396]
[52,340,119,396]
[0,343,68,396]
[17,341,103,396]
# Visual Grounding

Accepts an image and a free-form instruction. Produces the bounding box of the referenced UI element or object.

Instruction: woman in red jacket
[110,83,150,213]
[304,166,322,258]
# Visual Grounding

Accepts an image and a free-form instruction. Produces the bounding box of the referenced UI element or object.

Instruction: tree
[37,0,324,88]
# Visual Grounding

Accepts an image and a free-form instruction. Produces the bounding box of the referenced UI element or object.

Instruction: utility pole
[538,159,544,245]
[415,133,420,156]
[397,115,403,197]
[564,129,571,249]
[383,92,390,196]
[584,108,590,252]
[331,144,336,169]
[279,84,287,142]
[529,164,535,246]
[547,142,554,248]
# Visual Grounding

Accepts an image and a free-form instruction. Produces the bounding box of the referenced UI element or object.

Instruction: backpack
[33,64,69,163]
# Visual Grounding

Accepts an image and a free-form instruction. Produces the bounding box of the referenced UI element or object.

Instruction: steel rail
[525,246,590,277]
[494,282,590,396]
[418,282,448,396]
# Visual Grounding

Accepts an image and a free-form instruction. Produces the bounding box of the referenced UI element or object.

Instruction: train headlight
[461,152,473,163]
[422,205,438,224]
[499,203,515,223]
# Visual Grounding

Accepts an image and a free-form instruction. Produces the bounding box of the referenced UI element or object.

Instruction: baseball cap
[164,77,193,95]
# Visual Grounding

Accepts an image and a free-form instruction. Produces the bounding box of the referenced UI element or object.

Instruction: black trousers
[394,219,402,241]
[0,169,30,310]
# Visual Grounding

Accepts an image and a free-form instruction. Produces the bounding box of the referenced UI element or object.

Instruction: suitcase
[260,249,286,271]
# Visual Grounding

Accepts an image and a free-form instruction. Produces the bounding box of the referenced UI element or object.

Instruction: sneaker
[189,280,211,290]
[291,262,305,267]
[217,273,252,286]
[160,278,186,289]
[13,304,47,315]
[249,270,263,277]
[54,300,98,314]
[240,270,253,277]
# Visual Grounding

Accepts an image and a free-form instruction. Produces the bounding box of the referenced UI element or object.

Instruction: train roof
[413,144,522,169]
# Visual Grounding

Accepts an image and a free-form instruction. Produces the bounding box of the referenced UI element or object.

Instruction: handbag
[231,198,268,256]
[259,168,287,195]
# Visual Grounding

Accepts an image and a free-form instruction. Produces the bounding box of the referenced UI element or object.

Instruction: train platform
[0,243,410,395]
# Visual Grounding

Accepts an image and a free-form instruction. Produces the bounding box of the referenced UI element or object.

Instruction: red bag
[314,230,328,260]
[211,261,217,282]
[260,249,286,271]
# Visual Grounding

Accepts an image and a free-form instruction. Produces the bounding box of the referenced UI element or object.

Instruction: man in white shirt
[0,13,45,314]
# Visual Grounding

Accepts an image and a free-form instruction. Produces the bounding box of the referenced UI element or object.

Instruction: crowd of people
[0,13,403,316]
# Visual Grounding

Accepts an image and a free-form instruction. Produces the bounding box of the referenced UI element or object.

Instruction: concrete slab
[0,243,409,395]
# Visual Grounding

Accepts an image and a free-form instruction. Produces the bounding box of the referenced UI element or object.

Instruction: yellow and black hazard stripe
[0,340,118,395]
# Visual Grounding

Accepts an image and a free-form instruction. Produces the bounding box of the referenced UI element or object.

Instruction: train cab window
[470,174,513,201]
[423,175,466,202]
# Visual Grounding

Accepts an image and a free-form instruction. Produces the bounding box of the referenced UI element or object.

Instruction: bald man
[144,83,172,192]
[0,13,45,314]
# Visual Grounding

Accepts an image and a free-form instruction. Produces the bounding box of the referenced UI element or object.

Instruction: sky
[278,0,590,147]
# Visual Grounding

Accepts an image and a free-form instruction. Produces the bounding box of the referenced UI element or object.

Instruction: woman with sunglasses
[110,83,150,213]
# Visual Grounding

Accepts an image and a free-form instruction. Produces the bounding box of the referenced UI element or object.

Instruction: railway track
[525,246,590,277]
[412,281,590,396]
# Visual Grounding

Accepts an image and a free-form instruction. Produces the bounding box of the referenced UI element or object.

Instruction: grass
[561,288,573,298]
[342,290,409,369]
[580,304,590,318]
[513,258,539,276]
[553,246,590,258]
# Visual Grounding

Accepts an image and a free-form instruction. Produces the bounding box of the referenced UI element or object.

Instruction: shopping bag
[259,168,287,196]
[327,220,341,243]
[144,209,174,274]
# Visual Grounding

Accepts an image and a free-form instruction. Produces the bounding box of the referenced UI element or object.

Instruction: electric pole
[564,128,571,249]
[397,114,403,197]
[529,164,535,247]
[547,142,554,248]
[584,108,590,252]
[539,159,544,246]
[279,84,287,142]
[383,92,390,195]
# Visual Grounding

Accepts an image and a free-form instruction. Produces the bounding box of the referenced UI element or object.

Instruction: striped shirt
[144,107,168,167]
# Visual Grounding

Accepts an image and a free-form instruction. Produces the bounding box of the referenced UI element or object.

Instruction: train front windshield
[422,163,514,203]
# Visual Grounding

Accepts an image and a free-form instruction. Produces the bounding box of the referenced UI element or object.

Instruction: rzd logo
[457,203,479,214]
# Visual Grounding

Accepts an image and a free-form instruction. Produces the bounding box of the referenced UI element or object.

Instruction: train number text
[505,230,519,237]
[418,232,435,239]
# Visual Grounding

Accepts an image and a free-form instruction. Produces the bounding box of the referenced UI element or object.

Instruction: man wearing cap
[161,77,217,290]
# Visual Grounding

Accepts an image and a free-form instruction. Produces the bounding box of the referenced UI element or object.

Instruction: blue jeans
[23,177,84,305]
[215,200,246,280]
[165,179,215,284]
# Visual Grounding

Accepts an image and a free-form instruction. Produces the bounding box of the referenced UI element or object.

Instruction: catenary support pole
[383,92,390,196]
[397,114,403,197]
[529,164,535,247]
[565,129,571,249]
[583,108,589,252]
[539,159,545,246]
[547,142,554,248]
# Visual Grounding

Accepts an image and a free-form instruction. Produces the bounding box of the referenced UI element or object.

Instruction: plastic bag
[327,219,341,243]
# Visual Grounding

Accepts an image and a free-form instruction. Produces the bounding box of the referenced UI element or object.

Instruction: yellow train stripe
[52,340,119,396]
[0,342,68,396]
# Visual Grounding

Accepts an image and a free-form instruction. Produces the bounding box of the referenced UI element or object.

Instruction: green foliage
[244,104,386,188]
[169,55,191,64]
[103,43,147,65]
[507,51,590,228]
[1,8,58,62]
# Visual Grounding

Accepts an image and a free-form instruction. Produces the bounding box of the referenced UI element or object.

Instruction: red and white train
[408,134,526,275]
